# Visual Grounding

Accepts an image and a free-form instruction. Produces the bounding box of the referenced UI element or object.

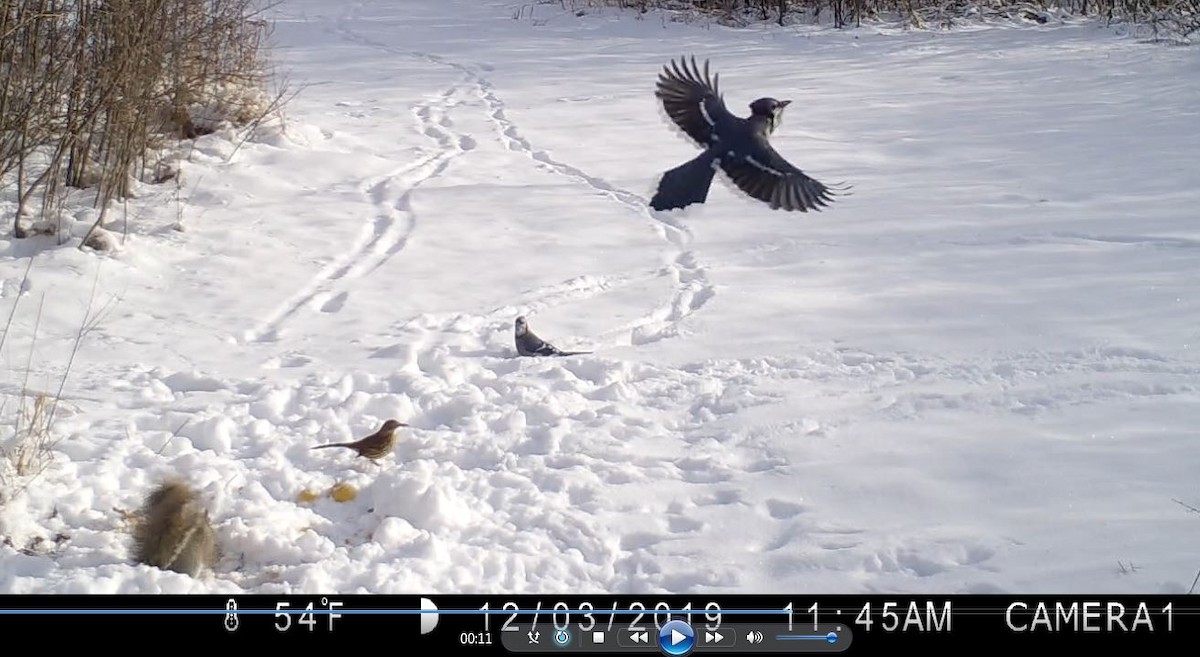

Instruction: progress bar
[777,632,840,642]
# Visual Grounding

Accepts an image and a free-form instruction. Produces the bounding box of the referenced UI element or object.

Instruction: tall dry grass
[0,261,117,508]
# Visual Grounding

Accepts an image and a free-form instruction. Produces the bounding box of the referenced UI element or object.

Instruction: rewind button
[617,628,655,649]
[701,629,736,647]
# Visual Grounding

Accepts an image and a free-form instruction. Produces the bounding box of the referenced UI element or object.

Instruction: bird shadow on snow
[366,316,595,361]
[372,343,594,361]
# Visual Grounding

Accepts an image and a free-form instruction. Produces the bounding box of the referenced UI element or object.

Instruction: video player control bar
[500,622,851,653]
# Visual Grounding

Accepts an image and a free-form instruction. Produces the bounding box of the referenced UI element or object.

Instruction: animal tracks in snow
[468,72,715,346]
[243,80,473,344]
[323,2,714,350]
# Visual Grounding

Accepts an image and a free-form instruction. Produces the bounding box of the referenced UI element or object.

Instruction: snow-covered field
[1,0,1198,594]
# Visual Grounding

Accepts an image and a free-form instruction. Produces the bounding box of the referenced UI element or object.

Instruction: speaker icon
[745,630,765,644]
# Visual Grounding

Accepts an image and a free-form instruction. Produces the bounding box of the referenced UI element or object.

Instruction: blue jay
[514,316,591,357]
[650,56,841,212]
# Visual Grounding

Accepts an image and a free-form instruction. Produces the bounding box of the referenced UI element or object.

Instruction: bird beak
[779,100,792,109]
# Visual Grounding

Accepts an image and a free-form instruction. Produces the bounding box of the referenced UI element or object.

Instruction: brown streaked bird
[312,419,406,462]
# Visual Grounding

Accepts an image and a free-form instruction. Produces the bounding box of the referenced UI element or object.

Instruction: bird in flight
[650,56,844,212]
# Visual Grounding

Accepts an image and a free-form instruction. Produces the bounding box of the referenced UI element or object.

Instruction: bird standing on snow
[650,56,842,212]
[313,419,406,462]
[515,316,591,357]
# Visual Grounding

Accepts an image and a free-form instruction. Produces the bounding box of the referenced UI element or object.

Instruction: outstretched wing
[719,142,840,212]
[656,56,735,147]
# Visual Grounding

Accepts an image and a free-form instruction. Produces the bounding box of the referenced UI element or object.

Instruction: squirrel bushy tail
[132,479,218,577]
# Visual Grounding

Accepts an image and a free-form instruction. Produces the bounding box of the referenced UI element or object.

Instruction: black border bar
[0,594,1193,651]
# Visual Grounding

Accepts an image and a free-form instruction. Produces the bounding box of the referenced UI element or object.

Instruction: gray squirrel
[131,479,218,577]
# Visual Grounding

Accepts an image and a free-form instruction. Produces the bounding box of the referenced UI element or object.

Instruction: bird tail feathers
[650,152,717,211]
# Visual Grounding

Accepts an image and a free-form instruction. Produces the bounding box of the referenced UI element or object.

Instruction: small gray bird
[651,56,842,212]
[514,316,591,357]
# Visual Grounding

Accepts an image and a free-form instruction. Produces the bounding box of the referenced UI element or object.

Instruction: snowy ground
[1,0,1198,594]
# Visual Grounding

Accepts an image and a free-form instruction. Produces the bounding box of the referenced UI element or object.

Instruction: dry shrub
[0,0,280,241]
[555,0,1199,32]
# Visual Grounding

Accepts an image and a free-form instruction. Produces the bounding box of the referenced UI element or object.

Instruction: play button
[657,619,695,656]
